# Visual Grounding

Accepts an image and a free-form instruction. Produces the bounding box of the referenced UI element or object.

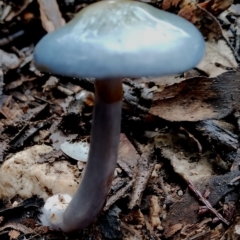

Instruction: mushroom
[34,0,205,232]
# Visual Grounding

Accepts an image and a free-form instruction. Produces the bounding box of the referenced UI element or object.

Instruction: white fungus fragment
[61,141,89,162]
[39,194,72,230]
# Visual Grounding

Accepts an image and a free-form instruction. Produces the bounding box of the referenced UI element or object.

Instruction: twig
[180,126,202,158]
[229,175,240,185]
[188,181,230,225]
[0,31,24,47]
[0,223,34,234]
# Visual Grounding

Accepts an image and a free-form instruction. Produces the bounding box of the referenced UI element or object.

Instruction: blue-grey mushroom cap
[34,0,205,78]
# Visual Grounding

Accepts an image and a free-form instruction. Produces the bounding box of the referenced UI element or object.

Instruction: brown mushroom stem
[62,78,123,232]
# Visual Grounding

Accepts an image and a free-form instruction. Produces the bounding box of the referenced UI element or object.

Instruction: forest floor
[0,0,240,239]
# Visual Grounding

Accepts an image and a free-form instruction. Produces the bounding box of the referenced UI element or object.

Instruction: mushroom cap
[34,0,205,78]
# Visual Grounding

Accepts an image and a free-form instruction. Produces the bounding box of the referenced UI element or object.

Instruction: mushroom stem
[62,78,123,232]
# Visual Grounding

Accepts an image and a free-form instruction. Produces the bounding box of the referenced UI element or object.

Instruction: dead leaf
[5,0,33,21]
[155,132,214,182]
[178,4,200,24]
[38,0,65,32]
[117,134,139,178]
[0,50,20,70]
[165,223,183,238]
[150,71,240,122]
[180,5,223,40]
[198,40,238,77]
[149,196,161,229]
[199,0,233,16]
[0,96,23,120]
[162,0,182,10]
[42,76,59,92]
[179,5,238,77]
[5,77,36,91]
[0,106,22,120]
[163,170,240,237]
[123,209,145,226]
[180,223,211,239]
[8,230,20,239]
[0,223,33,234]
[221,215,240,240]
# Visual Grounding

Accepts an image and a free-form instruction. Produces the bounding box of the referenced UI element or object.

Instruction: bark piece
[150,71,240,121]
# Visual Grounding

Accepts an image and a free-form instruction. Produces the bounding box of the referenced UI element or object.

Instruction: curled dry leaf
[221,215,240,240]
[0,50,20,70]
[162,1,237,79]
[149,196,161,229]
[5,0,33,22]
[38,0,65,32]
[198,40,237,77]
[5,77,36,91]
[150,71,240,122]
[162,0,183,10]
[0,223,33,235]
[42,76,59,92]
[179,4,238,77]
[154,132,214,182]
[179,4,223,39]
[199,0,233,16]
[8,230,20,239]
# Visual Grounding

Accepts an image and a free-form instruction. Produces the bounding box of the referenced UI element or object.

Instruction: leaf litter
[1,0,240,239]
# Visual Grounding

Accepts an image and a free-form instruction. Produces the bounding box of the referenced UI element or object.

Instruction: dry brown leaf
[198,40,237,77]
[38,0,65,32]
[199,0,233,16]
[42,76,59,92]
[162,148,213,181]
[0,95,23,120]
[178,3,199,24]
[5,77,36,91]
[155,132,214,182]
[162,0,183,10]
[5,0,33,21]
[180,223,211,239]
[0,223,33,234]
[0,50,20,70]
[8,230,20,239]
[179,4,237,77]
[117,134,139,177]
[150,71,240,122]
[165,223,183,238]
[123,209,145,226]
[221,215,240,240]
[179,4,223,40]
[149,196,161,229]
[0,106,22,120]
[163,171,240,238]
